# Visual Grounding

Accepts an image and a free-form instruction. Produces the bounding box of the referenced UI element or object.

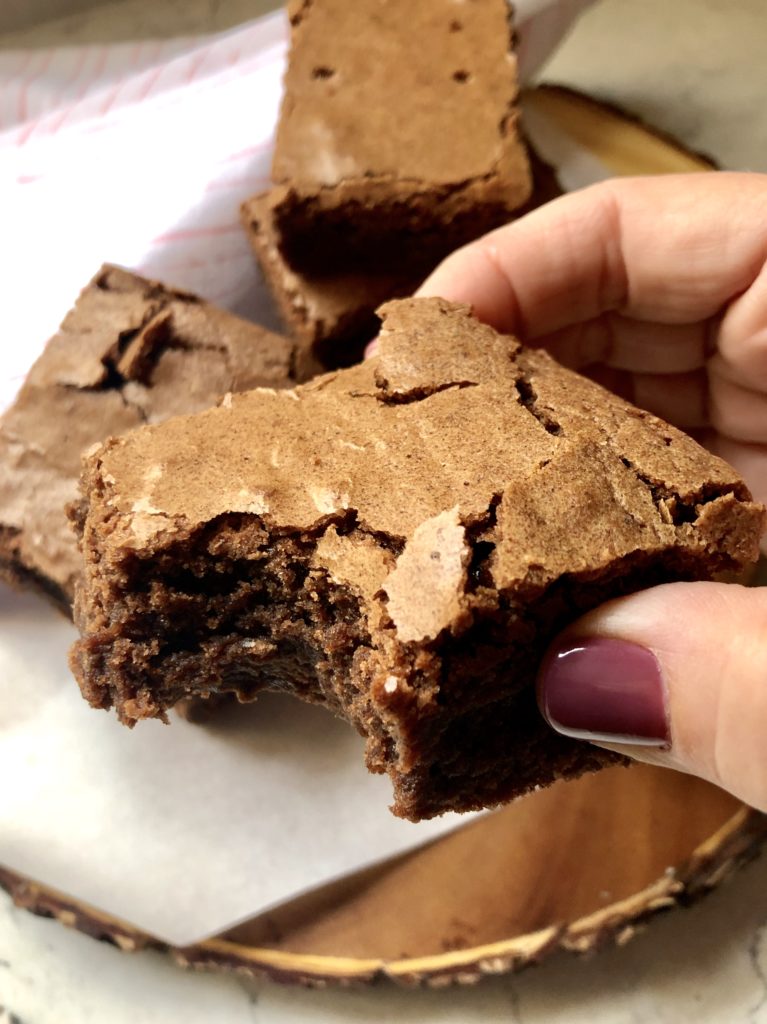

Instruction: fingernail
[538,637,669,747]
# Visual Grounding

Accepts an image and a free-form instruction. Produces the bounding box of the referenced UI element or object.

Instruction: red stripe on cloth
[90,43,110,80]
[129,41,144,67]
[185,51,207,84]
[48,45,110,137]
[151,223,243,244]
[221,138,274,164]
[16,49,56,126]
[99,79,126,116]
[135,63,165,103]
[204,174,270,193]
[10,40,283,151]
[41,47,92,136]
[150,250,251,274]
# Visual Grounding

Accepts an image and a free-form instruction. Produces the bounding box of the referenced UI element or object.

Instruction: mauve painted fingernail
[538,637,669,747]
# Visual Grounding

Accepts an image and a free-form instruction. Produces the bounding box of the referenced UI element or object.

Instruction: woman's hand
[419,173,767,809]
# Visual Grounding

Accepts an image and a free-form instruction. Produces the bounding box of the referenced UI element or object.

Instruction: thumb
[537,581,767,811]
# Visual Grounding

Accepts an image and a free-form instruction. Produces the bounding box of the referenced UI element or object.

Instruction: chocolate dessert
[243,148,562,369]
[270,0,532,271]
[0,265,295,610]
[242,191,426,368]
[70,298,763,820]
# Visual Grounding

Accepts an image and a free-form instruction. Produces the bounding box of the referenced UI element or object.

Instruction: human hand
[418,173,767,810]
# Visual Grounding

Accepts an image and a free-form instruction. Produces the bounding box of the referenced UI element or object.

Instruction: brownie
[242,191,426,369]
[69,298,763,820]
[0,264,295,611]
[243,147,562,369]
[270,0,532,272]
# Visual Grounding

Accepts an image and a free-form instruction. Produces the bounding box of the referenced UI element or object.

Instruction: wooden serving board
[2,85,763,988]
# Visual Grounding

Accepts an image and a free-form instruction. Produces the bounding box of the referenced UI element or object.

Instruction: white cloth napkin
[0,1,595,412]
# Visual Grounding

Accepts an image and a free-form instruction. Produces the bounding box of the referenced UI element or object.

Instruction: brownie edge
[70,298,764,819]
[270,0,532,271]
[241,144,563,371]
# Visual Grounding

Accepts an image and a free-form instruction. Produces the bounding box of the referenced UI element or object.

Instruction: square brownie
[242,191,426,369]
[70,298,763,819]
[0,265,296,610]
[270,0,532,272]
[243,147,561,369]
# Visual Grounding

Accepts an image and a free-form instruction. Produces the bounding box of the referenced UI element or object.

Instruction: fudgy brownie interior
[70,299,764,820]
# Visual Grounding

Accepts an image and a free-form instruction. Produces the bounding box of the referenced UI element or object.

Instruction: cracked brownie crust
[0,265,295,609]
[70,298,763,819]
[270,0,532,271]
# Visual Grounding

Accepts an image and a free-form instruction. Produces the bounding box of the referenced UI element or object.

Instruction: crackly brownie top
[18,264,294,424]
[0,264,294,601]
[273,0,524,188]
[81,298,761,644]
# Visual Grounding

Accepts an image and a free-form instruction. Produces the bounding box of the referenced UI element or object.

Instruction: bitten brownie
[70,298,763,820]
[0,264,295,610]
[270,0,532,271]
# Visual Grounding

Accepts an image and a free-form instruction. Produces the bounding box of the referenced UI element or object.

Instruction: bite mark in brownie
[270,0,532,271]
[70,298,764,820]
[0,264,296,610]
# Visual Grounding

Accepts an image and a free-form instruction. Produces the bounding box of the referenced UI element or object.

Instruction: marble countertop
[2,1,767,1021]
[2,852,767,1023]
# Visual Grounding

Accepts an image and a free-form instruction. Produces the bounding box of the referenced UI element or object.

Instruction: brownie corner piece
[270,0,532,270]
[70,297,763,820]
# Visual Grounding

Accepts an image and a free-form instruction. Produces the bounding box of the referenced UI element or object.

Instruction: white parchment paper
[0,587,477,946]
[0,2,604,948]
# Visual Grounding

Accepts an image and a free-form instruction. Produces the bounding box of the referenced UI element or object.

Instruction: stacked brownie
[243,0,536,369]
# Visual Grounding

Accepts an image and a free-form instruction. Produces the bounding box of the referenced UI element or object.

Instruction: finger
[631,368,708,429]
[418,172,767,339]
[538,313,710,374]
[718,259,767,390]
[537,582,767,812]
[708,356,767,444]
